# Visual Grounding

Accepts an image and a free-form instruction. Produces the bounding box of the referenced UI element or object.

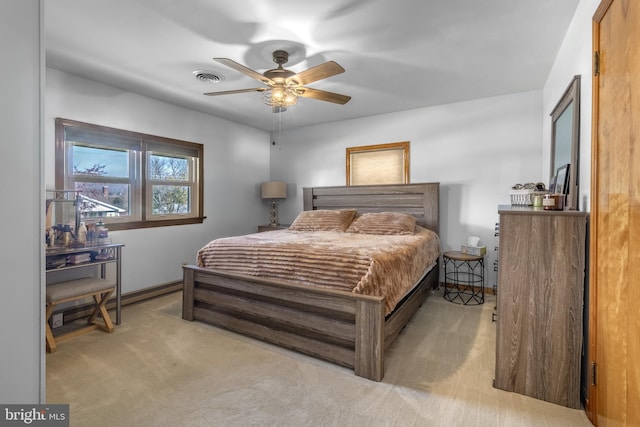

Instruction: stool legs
[88,290,114,332]
[45,304,57,353]
[46,288,115,353]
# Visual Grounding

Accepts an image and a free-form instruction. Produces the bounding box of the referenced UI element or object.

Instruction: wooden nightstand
[257,224,290,232]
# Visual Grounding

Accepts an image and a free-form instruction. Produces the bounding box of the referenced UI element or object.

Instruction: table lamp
[261,181,287,226]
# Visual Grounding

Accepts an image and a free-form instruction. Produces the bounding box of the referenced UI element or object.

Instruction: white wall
[0,0,44,403]
[543,0,601,212]
[271,90,544,288]
[46,69,271,293]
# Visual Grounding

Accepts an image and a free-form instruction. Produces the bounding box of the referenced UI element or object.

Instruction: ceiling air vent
[193,70,224,83]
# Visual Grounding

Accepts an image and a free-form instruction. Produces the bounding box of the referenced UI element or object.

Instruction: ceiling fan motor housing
[272,50,289,66]
[264,51,295,81]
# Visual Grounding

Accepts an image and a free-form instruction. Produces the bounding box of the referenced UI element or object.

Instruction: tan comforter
[197,226,440,315]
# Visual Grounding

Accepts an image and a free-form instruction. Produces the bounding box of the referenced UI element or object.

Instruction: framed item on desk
[555,164,570,195]
[549,175,557,194]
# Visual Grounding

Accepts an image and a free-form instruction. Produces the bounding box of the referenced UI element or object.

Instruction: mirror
[550,75,580,210]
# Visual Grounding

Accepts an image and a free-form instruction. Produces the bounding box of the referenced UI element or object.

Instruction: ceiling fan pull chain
[278,109,283,145]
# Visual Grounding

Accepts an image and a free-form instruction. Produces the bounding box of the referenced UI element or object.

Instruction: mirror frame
[550,75,580,210]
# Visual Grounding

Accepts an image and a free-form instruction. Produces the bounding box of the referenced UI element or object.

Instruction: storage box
[461,245,487,256]
[67,253,92,264]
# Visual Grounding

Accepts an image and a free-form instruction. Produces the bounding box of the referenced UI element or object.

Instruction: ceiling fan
[204,50,351,108]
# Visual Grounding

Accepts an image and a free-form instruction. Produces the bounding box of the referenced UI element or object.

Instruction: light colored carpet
[46,289,592,427]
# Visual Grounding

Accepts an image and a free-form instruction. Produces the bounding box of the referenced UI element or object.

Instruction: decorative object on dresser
[183,182,440,381]
[494,206,587,408]
[261,181,287,226]
[554,163,570,196]
[509,182,547,206]
[543,193,565,211]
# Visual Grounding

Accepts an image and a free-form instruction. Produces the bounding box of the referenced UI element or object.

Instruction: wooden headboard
[302,183,440,235]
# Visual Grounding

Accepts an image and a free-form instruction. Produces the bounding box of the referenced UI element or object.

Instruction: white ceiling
[45,0,580,131]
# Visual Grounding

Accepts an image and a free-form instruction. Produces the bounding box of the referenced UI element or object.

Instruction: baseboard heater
[51,281,182,325]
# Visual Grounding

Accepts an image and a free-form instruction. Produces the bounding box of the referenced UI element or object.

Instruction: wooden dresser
[494,206,587,408]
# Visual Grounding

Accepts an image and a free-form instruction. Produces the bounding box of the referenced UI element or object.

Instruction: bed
[182,182,440,381]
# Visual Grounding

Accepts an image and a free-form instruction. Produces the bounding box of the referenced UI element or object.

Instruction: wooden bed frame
[182,182,440,381]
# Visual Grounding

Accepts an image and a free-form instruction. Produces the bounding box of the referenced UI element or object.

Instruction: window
[55,118,204,230]
[346,141,410,186]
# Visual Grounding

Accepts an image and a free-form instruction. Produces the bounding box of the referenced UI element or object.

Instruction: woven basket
[510,189,547,206]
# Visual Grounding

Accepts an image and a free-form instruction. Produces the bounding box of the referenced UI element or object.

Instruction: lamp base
[269,200,280,226]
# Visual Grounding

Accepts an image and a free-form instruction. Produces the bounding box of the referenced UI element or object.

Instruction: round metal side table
[442,251,485,305]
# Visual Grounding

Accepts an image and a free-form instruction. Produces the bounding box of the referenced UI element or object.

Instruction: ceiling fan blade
[203,88,266,96]
[288,61,345,86]
[213,58,273,84]
[296,87,351,105]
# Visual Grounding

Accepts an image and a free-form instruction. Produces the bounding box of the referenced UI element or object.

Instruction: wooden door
[590,0,640,424]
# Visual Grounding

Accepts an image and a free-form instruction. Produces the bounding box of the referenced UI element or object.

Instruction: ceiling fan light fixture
[263,86,298,107]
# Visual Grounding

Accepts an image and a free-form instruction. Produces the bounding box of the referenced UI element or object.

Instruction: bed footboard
[182,264,437,381]
[182,265,386,380]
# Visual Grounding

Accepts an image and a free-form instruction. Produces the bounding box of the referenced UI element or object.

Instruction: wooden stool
[46,278,115,353]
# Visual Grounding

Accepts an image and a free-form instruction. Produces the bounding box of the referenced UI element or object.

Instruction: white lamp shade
[261,181,287,199]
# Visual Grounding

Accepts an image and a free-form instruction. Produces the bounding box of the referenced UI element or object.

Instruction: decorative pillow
[346,212,416,235]
[289,209,358,232]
